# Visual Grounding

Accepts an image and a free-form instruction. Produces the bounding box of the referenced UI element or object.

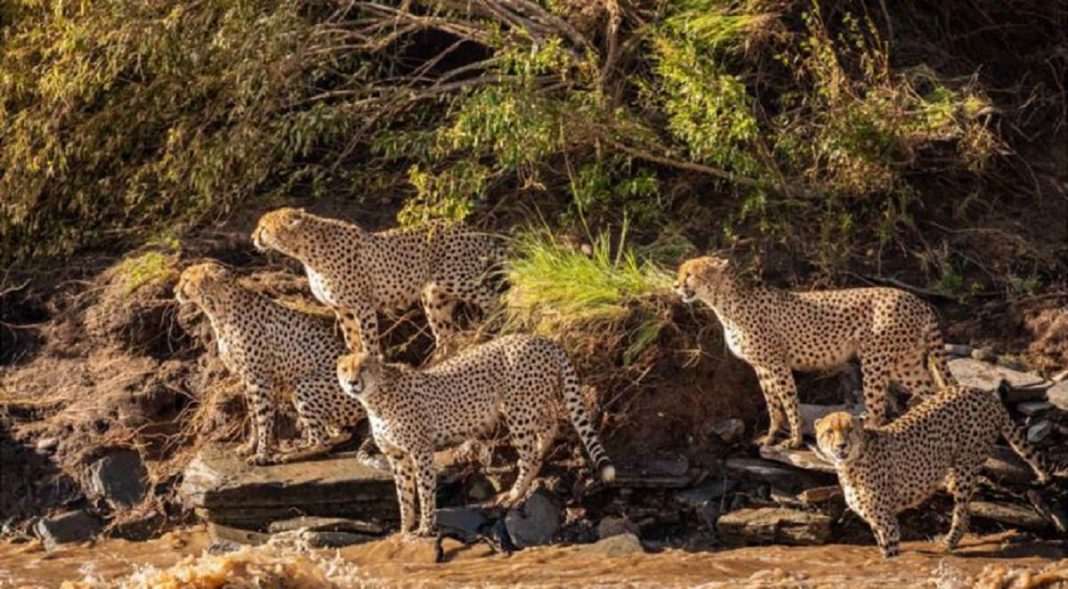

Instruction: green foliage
[1,0,1050,297]
[0,0,364,263]
[115,250,179,294]
[504,226,674,363]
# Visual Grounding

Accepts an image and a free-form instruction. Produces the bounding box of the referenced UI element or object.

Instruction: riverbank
[2,526,1065,588]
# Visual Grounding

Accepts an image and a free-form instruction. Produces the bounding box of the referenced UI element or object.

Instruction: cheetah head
[336,352,381,401]
[814,411,865,465]
[174,262,232,305]
[252,207,309,257]
[674,255,732,304]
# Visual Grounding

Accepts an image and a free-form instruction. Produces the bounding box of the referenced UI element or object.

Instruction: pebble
[1027,421,1052,445]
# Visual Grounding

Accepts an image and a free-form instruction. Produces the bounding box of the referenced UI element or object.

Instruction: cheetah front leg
[387,452,418,535]
[753,364,801,449]
[873,513,901,558]
[336,302,381,357]
[412,449,438,537]
[245,377,278,466]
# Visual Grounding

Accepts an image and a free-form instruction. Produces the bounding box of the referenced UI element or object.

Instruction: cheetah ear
[850,413,865,430]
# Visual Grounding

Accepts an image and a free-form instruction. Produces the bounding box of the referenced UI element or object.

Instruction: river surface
[0,526,1065,588]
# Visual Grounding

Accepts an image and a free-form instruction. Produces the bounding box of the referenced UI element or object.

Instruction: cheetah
[252,208,503,357]
[175,261,367,465]
[814,385,1049,558]
[335,334,616,536]
[674,255,952,448]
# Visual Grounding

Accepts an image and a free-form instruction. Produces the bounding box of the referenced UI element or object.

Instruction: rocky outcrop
[179,444,396,531]
[717,508,832,546]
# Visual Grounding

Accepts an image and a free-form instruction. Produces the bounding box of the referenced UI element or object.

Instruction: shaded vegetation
[2,0,1065,294]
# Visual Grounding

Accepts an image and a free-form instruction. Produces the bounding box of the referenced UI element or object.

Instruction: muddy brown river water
[0,526,1065,588]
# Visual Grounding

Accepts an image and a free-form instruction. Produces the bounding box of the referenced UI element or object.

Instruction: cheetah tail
[925,322,953,391]
[555,348,616,483]
[1001,412,1051,484]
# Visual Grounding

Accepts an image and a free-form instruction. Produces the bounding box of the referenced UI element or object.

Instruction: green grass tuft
[504,226,675,363]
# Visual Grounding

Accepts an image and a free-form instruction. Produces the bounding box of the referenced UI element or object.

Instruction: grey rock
[436,507,492,540]
[709,419,745,444]
[796,485,843,505]
[179,444,395,530]
[208,522,270,546]
[1027,421,1053,444]
[984,445,1044,484]
[87,449,148,510]
[580,532,645,556]
[758,446,837,474]
[717,507,832,546]
[644,456,689,478]
[971,501,1049,531]
[1048,381,1068,412]
[948,358,1049,394]
[1052,370,1068,384]
[597,516,639,540]
[109,510,165,541]
[971,347,998,362]
[944,344,972,358]
[504,489,561,548]
[267,516,385,536]
[1017,401,1052,416]
[34,510,102,551]
[725,458,827,493]
[302,530,377,548]
[676,478,737,507]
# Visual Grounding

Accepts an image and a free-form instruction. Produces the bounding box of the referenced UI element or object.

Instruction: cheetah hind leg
[941,466,977,551]
[491,419,556,509]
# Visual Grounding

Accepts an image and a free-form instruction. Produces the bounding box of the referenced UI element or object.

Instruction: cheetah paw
[773,437,804,450]
[235,441,256,457]
[246,454,277,466]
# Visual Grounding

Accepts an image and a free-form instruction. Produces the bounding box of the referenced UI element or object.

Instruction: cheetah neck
[198,284,260,325]
[295,221,368,270]
[359,363,414,408]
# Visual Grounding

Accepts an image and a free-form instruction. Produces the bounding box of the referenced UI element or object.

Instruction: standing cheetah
[335,334,616,536]
[252,208,503,357]
[175,261,366,465]
[815,385,1049,558]
[674,255,952,448]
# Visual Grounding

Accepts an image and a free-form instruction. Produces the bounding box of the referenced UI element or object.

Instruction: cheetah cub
[253,208,503,357]
[175,262,366,465]
[675,255,952,448]
[336,334,616,536]
[815,385,1049,558]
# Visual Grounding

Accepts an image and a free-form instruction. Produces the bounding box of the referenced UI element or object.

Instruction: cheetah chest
[711,308,748,360]
[306,266,338,307]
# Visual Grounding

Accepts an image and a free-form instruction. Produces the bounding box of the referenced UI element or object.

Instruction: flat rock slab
[1048,381,1068,412]
[758,446,837,474]
[180,444,396,530]
[971,501,1049,531]
[983,445,1044,484]
[725,457,830,493]
[717,507,832,546]
[948,358,1050,393]
[267,516,386,536]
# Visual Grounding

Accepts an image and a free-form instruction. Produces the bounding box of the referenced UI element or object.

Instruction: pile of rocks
[30,447,158,551]
[171,344,1065,554]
